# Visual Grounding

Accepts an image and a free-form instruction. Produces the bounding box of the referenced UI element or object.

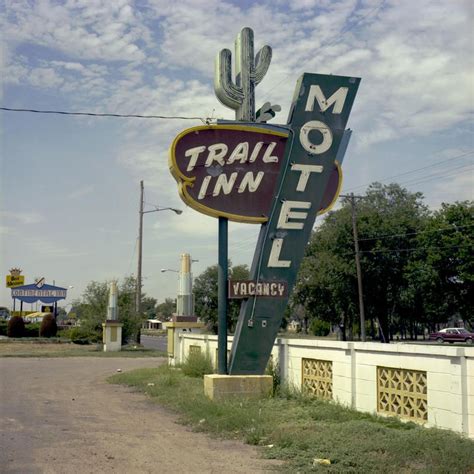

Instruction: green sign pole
[215,28,272,375]
[217,216,228,374]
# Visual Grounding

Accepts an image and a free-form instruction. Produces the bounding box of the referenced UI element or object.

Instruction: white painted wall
[173,333,474,439]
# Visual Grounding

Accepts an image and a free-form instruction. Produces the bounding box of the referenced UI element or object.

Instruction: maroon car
[429,328,474,344]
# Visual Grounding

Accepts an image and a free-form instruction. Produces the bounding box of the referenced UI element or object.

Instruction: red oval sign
[169,125,289,223]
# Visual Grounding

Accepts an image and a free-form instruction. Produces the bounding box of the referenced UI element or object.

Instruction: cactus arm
[253,45,272,85]
[214,49,244,110]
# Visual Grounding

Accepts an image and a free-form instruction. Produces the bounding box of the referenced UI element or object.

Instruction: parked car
[429,328,474,344]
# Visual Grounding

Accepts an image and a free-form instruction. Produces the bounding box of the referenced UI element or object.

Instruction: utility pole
[340,193,366,342]
[136,180,182,342]
[136,180,144,315]
[136,180,144,341]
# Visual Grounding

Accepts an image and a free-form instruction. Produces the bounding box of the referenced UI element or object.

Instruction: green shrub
[265,358,281,396]
[182,350,214,378]
[7,316,25,337]
[66,326,100,344]
[39,314,57,337]
[23,322,41,337]
[0,320,7,336]
[310,319,331,336]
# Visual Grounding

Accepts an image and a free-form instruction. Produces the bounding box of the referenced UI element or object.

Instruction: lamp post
[136,180,182,339]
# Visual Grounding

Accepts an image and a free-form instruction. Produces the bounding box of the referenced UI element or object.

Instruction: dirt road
[0,357,278,473]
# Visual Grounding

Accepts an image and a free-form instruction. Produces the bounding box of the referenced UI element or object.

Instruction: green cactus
[215,27,272,121]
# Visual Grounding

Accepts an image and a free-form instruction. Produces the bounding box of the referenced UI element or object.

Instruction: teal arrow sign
[229,73,360,375]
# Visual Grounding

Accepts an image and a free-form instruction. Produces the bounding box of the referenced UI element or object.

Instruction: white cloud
[1,211,44,225]
[21,235,88,258]
[423,169,474,209]
[67,185,94,200]
[29,67,65,89]
[3,0,149,62]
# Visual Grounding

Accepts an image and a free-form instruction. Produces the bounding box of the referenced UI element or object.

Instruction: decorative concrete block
[204,374,273,401]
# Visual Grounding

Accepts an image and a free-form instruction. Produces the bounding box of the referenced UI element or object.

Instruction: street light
[160,269,179,273]
[136,180,182,324]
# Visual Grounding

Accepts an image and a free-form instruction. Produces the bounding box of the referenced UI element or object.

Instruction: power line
[0,106,207,122]
[359,243,471,254]
[395,163,474,188]
[127,236,139,276]
[344,150,474,192]
[0,105,346,131]
[358,222,474,242]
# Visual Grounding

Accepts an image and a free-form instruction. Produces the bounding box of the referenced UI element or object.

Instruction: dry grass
[110,365,474,473]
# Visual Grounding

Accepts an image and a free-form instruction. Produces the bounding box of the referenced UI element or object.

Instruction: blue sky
[1,0,473,309]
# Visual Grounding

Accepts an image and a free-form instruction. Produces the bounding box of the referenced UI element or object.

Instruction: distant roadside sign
[6,275,25,288]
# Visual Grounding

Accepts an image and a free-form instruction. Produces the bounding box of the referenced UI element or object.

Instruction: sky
[1,0,473,310]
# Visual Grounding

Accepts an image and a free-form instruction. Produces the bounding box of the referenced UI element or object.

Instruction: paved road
[0,357,279,473]
[141,334,167,352]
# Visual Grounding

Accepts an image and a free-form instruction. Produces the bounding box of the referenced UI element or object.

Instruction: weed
[181,350,213,378]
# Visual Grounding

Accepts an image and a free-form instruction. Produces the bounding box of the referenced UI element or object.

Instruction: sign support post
[217,216,228,374]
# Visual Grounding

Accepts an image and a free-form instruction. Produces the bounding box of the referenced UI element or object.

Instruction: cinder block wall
[174,333,474,438]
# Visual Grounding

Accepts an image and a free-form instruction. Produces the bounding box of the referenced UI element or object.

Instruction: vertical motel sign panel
[230,74,360,374]
[170,59,360,373]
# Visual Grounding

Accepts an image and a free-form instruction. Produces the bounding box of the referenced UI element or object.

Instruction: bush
[0,320,7,336]
[23,322,41,337]
[265,358,281,396]
[182,350,214,378]
[66,326,100,344]
[310,319,331,337]
[7,316,25,337]
[39,314,57,337]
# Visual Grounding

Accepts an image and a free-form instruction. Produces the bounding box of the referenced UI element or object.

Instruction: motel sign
[170,28,360,375]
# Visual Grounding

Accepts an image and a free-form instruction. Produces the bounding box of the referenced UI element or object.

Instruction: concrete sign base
[204,374,272,401]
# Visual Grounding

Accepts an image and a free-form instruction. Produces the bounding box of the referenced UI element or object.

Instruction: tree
[193,262,249,333]
[156,298,176,320]
[294,183,430,341]
[74,275,152,343]
[408,201,474,330]
[142,296,158,319]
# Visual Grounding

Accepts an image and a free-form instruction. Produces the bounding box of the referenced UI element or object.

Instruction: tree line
[191,183,473,341]
[70,182,472,343]
[293,183,473,341]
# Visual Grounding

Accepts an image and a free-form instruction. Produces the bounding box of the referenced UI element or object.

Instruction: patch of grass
[181,350,214,378]
[110,366,474,473]
[0,341,166,358]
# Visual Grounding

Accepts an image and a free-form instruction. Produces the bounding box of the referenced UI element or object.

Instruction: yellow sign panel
[11,311,35,317]
[6,275,25,288]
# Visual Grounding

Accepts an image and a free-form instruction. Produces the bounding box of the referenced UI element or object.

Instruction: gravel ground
[0,357,279,473]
